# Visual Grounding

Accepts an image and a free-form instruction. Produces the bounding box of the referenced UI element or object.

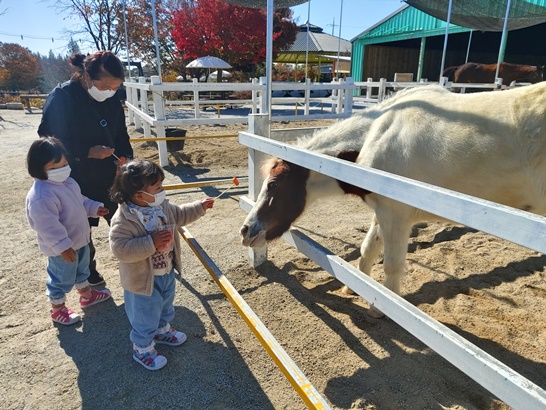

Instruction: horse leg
[367,208,413,318]
[342,215,384,295]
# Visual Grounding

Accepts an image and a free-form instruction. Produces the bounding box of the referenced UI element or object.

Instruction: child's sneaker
[154,327,187,346]
[133,347,167,370]
[80,289,111,308]
[51,306,80,326]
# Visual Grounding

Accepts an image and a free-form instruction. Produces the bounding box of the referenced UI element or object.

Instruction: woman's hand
[61,247,77,262]
[88,145,115,159]
[202,197,214,210]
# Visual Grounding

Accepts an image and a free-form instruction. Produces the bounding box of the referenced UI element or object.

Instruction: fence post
[132,79,141,129]
[251,78,258,114]
[330,78,338,113]
[495,77,503,91]
[366,77,373,100]
[378,78,387,102]
[150,75,169,167]
[139,77,151,139]
[439,76,449,87]
[126,79,135,125]
[192,78,200,119]
[336,79,345,114]
[304,78,310,115]
[131,81,139,126]
[245,114,269,267]
[258,77,266,114]
[344,77,354,116]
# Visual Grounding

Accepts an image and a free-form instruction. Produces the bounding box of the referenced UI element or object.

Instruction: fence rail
[237,115,546,409]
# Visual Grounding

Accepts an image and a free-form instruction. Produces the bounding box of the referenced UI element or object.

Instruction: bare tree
[48,0,124,53]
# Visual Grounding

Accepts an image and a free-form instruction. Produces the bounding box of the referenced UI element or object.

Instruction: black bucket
[165,128,186,152]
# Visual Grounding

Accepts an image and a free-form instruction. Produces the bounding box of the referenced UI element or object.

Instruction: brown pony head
[240,158,310,247]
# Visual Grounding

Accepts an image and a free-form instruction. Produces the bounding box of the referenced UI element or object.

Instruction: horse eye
[268,181,278,190]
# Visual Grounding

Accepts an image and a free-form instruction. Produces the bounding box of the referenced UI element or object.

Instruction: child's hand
[97,206,110,217]
[202,197,214,210]
[152,230,173,251]
[61,247,77,262]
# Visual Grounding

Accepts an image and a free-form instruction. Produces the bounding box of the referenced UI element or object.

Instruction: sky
[0,0,404,56]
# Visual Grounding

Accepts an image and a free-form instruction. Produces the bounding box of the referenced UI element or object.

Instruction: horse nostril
[240,225,249,236]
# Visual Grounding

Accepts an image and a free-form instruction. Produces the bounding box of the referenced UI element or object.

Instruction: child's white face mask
[47,165,71,182]
[139,190,166,207]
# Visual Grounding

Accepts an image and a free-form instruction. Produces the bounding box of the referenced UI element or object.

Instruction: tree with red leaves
[0,43,41,91]
[171,0,297,72]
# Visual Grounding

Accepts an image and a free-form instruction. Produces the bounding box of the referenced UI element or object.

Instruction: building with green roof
[351,2,546,83]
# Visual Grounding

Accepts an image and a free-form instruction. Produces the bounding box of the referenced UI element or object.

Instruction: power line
[0,30,69,42]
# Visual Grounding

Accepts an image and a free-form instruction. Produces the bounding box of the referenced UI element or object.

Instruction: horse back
[357,83,546,213]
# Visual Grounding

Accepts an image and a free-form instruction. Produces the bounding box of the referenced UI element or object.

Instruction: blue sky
[0,0,403,56]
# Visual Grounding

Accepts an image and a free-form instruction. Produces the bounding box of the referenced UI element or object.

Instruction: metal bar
[178,227,331,409]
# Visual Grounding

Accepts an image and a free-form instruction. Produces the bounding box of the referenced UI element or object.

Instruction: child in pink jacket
[26,137,111,326]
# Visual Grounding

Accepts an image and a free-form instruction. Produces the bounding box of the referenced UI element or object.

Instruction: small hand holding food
[202,197,214,210]
[89,145,115,159]
[152,229,173,251]
[61,247,77,262]
[96,206,110,217]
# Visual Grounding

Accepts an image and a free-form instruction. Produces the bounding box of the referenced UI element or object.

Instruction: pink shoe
[80,289,111,308]
[51,306,80,326]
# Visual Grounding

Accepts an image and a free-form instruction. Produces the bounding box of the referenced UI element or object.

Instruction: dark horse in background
[453,62,544,85]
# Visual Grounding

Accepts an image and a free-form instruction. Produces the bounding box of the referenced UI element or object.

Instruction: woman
[38,51,133,286]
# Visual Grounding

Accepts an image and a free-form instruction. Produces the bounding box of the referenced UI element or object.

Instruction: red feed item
[232,177,239,186]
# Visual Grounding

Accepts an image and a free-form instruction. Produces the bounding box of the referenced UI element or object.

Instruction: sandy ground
[1,107,545,410]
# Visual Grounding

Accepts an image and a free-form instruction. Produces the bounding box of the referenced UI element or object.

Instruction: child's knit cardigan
[109,199,206,296]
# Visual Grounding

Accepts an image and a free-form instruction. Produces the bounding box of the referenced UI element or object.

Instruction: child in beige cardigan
[109,159,213,370]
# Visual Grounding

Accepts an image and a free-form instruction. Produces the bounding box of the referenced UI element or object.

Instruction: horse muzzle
[240,224,267,247]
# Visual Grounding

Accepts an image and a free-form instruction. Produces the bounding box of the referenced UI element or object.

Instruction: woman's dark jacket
[38,80,133,224]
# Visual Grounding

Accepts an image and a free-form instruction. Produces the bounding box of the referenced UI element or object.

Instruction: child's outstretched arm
[171,198,213,227]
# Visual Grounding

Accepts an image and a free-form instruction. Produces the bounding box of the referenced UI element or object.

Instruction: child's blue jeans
[124,269,176,348]
[46,245,90,304]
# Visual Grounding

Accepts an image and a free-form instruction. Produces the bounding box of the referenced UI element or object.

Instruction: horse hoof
[367,306,385,318]
[340,285,355,295]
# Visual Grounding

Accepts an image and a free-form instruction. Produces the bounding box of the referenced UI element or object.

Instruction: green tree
[0,43,41,91]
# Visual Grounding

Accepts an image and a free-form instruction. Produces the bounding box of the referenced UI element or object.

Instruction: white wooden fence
[237,114,546,409]
[124,75,523,167]
[124,76,355,166]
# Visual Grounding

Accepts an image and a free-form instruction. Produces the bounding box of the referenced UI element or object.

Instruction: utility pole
[327,17,338,36]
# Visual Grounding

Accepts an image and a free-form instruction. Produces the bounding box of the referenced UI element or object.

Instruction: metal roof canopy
[405,0,546,31]
[403,0,546,80]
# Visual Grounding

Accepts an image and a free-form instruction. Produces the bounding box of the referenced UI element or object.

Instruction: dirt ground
[1,107,545,410]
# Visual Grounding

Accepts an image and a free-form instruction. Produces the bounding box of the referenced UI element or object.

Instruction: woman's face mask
[47,165,71,182]
[88,82,116,102]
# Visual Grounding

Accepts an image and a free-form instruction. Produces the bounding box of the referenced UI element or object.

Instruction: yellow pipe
[178,227,331,410]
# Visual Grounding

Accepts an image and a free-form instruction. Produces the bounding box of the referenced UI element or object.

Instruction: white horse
[240,83,546,317]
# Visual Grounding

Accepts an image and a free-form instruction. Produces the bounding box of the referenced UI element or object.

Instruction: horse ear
[337,150,360,163]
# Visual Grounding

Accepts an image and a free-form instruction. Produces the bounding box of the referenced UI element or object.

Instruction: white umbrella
[186,56,232,69]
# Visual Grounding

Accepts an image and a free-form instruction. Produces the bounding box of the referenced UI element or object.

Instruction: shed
[351,2,546,84]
